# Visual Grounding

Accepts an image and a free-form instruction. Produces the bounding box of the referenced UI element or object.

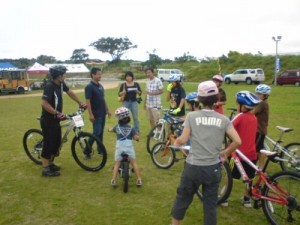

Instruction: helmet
[212,74,224,82]
[49,65,67,79]
[168,74,181,82]
[255,84,271,95]
[236,91,261,109]
[198,81,219,97]
[115,107,130,120]
[185,92,198,102]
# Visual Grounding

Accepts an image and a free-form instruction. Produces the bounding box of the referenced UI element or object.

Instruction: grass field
[0,81,299,225]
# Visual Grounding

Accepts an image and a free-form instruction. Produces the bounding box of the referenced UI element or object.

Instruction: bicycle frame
[232,149,289,205]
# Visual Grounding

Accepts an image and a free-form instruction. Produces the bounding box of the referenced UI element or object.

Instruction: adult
[85,67,111,155]
[212,74,227,114]
[40,65,86,176]
[144,68,164,128]
[118,71,142,134]
[166,74,186,117]
[170,81,241,225]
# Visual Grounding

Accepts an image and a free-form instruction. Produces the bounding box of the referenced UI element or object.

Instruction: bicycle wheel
[71,132,107,172]
[146,123,166,153]
[123,161,129,193]
[23,129,43,165]
[262,171,300,225]
[279,143,300,172]
[151,142,175,169]
[196,162,233,204]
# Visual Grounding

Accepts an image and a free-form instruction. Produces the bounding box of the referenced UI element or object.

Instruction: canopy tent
[27,62,49,74]
[45,63,89,73]
[0,62,19,71]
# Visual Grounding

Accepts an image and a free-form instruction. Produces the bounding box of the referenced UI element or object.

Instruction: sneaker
[241,196,252,208]
[49,164,61,172]
[111,179,117,186]
[136,179,142,186]
[220,200,228,207]
[42,167,60,177]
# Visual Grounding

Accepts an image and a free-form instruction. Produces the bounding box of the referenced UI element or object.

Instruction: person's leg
[201,164,221,225]
[131,101,140,134]
[91,117,106,153]
[130,159,141,179]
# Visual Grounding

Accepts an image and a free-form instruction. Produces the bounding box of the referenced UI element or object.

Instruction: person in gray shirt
[170,80,241,225]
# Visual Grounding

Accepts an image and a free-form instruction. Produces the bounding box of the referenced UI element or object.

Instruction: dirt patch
[0,82,119,100]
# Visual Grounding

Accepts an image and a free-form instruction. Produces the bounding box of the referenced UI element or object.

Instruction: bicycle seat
[121,152,129,157]
[276,126,293,133]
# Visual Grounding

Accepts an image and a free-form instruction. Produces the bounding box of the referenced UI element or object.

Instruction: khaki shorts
[146,107,161,124]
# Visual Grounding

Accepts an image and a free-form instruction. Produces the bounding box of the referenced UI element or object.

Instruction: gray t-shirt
[184,109,233,166]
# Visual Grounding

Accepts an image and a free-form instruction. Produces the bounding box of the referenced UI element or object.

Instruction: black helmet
[49,65,67,79]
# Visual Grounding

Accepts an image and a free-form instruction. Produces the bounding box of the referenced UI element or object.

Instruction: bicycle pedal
[253,200,262,209]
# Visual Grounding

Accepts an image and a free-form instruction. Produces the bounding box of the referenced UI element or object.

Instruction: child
[108,107,142,186]
[185,92,201,111]
[212,74,227,114]
[226,91,261,208]
[252,84,271,169]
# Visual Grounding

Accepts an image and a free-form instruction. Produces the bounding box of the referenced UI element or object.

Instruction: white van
[157,69,184,82]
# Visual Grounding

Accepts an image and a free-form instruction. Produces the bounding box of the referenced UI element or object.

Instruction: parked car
[275,69,300,86]
[224,68,265,85]
[157,69,185,82]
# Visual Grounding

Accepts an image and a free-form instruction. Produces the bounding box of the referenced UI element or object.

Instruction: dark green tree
[174,52,198,63]
[70,48,89,63]
[36,55,56,65]
[143,49,162,69]
[89,37,137,63]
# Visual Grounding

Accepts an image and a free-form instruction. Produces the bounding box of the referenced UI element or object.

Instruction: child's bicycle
[146,108,184,153]
[22,108,107,172]
[200,148,300,225]
[119,152,131,193]
[226,107,300,172]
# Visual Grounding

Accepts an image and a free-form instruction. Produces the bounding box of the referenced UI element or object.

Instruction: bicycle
[118,152,131,193]
[200,148,300,225]
[23,108,107,172]
[146,108,184,153]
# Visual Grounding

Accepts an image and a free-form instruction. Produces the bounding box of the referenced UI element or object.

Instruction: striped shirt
[146,77,163,108]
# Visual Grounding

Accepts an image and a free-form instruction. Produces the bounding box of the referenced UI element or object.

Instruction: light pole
[272,36,282,85]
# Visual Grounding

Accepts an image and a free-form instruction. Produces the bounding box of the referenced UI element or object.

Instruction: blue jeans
[86,116,106,154]
[123,100,140,133]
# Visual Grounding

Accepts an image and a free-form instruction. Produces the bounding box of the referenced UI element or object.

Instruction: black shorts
[230,159,257,180]
[41,120,61,159]
[256,132,265,153]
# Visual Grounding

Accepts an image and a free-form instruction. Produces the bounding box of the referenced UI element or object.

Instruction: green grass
[0,82,299,225]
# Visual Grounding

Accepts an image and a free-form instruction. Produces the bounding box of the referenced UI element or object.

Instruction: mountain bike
[23,108,107,172]
[200,148,300,225]
[146,108,184,153]
[118,152,131,193]
[263,126,300,172]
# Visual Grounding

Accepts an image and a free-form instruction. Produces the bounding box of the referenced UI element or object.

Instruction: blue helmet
[168,74,181,82]
[255,84,271,95]
[236,91,261,109]
[185,92,198,102]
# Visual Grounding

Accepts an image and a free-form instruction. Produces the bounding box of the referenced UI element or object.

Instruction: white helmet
[255,84,271,95]
[168,74,181,82]
[114,107,130,120]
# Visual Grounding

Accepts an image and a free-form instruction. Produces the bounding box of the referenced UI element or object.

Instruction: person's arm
[219,127,241,159]
[86,99,95,122]
[174,127,190,146]
[41,99,57,115]
[105,100,111,118]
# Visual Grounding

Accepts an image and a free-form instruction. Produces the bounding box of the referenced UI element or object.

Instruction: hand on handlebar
[170,108,181,115]
[56,111,67,121]
[79,103,87,110]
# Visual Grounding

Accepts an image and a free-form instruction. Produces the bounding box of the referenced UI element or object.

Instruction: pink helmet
[114,107,130,120]
[212,74,224,82]
[198,81,219,97]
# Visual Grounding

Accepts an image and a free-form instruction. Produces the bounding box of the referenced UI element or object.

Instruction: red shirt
[232,112,257,160]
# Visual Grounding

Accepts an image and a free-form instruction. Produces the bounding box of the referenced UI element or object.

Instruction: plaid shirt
[146,77,163,108]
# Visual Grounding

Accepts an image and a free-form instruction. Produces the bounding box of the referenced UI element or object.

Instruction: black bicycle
[23,108,107,172]
[119,152,131,193]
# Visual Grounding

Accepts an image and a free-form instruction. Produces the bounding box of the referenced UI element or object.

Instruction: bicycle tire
[71,132,107,172]
[23,129,43,165]
[151,142,175,169]
[146,123,166,153]
[123,161,129,193]
[279,143,300,172]
[262,171,300,225]
[196,162,233,204]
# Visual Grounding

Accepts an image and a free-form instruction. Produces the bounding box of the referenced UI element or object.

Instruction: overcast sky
[1,0,300,61]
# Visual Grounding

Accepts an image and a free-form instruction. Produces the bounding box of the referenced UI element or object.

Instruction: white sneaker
[111,179,117,186]
[241,196,252,208]
[220,200,228,207]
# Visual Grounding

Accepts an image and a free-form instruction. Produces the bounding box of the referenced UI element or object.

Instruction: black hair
[90,67,102,78]
[118,117,131,125]
[145,68,154,73]
[125,71,134,79]
[199,95,218,108]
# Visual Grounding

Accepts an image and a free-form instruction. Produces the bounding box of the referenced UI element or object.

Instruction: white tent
[45,63,89,73]
[27,62,49,74]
